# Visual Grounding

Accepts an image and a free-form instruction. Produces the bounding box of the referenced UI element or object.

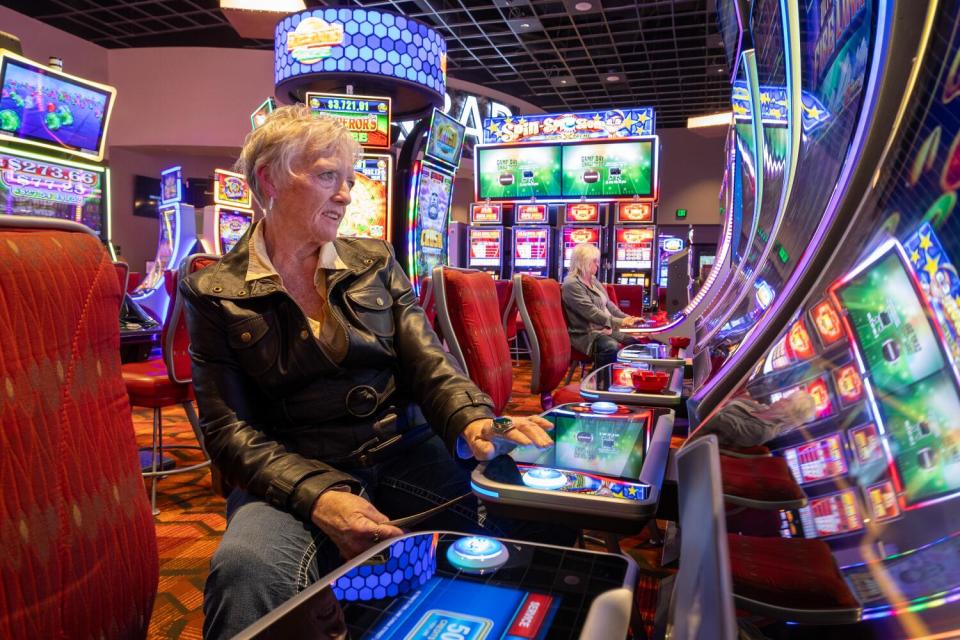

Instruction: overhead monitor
[561,137,657,199]
[423,107,466,170]
[305,92,391,149]
[515,203,547,224]
[475,143,562,200]
[0,51,116,162]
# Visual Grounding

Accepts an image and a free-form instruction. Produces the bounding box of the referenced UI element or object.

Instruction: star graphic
[807,106,820,118]
[911,249,921,264]
[924,254,941,279]
[760,92,771,104]
[592,114,603,123]
[919,233,934,251]
[517,118,527,127]
[769,108,782,118]
[733,103,748,115]
[486,120,500,133]
[627,486,637,497]
[622,114,637,129]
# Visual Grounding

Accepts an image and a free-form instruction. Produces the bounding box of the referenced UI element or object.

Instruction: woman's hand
[310,490,404,560]
[622,316,643,328]
[463,415,554,460]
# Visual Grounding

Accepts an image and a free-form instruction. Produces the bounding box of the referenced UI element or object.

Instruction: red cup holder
[631,370,670,393]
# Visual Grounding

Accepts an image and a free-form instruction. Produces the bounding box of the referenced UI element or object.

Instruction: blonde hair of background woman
[568,242,602,281]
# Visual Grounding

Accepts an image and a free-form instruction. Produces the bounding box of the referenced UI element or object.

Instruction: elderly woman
[181,105,559,639]
[562,242,642,368]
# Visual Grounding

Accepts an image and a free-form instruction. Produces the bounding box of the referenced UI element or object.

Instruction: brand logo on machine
[622,229,653,244]
[287,17,344,63]
[576,432,593,443]
[567,203,598,222]
[619,202,652,223]
[570,229,595,243]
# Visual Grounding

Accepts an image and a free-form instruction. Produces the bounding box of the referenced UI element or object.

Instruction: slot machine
[199,169,256,256]
[467,202,510,278]
[511,203,553,277]
[559,202,604,281]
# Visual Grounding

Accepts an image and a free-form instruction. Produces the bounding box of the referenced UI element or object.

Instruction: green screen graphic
[876,371,960,506]
[835,251,945,394]
[561,140,653,198]
[476,145,562,200]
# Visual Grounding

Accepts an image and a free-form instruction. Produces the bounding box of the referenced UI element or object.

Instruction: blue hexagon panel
[275,7,446,106]
[333,533,437,602]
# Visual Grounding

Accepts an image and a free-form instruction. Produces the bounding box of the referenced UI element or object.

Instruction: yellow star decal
[733,103,748,115]
[760,92,771,104]
[517,118,527,127]
[621,115,637,129]
[486,120,500,133]
[925,255,941,279]
[637,113,648,123]
[919,233,934,251]
[627,486,637,496]
[808,106,820,118]
[911,249,921,264]
[592,114,603,123]
[769,108,783,118]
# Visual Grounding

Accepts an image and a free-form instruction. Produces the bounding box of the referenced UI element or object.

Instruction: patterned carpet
[134,361,672,639]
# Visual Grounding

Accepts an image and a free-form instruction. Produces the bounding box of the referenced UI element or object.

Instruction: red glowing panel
[866,481,900,521]
[565,202,600,223]
[806,489,863,537]
[783,434,848,484]
[833,364,864,406]
[805,378,835,419]
[617,202,653,223]
[786,320,815,360]
[811,299,844,345]
[516,204,547,223]
[470,202,502,224]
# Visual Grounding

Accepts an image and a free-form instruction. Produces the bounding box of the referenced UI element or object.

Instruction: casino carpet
[134,361,671,640]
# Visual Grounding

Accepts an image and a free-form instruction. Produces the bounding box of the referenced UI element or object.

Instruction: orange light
[834,364,864,404]
[787,320,815,360]
[812,300,844,345]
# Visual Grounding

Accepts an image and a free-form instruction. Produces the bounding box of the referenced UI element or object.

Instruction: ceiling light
[574,1,593,9]
[520,22,531,28]
[716,67,726,73]
[687,112,732,129]
[560,79,568,84]
[605,74,621,82]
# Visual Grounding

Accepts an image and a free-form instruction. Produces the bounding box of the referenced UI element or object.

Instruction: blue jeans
[202,435,572,640]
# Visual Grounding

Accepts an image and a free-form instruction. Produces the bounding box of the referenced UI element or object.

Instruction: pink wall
[656,128,726,226]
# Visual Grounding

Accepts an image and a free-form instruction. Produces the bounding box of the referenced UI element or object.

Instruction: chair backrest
[418,275,437,331]
[0,216,158,639]
[613,284,644,313]
[672,436,738,640]
[514,274,571,394]
[604,282,619,306]
[494,279,518,340]
[166,253,219,384]
[113,260,130,295]
[433,266,513,414]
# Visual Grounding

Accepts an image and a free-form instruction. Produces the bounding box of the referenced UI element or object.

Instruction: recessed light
[560,79,568,84]
[605,74,620,82]
[716,67,725,73]
[520,22,531,28]
[574,1,593,9]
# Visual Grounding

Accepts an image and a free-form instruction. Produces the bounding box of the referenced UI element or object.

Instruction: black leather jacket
[179,229,495,522]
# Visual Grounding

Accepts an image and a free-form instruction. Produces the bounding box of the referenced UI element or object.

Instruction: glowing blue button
[446,535,509,573]
[521,467,568,490]
[591,401,618,414]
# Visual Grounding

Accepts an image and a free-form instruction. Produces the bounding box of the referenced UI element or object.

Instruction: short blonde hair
[236,103,362,208]
[569,242,601,279]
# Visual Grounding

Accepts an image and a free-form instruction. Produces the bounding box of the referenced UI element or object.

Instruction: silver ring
[372,525,382,543]
[492,417,515,436]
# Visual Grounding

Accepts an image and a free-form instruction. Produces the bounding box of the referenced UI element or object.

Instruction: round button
[240,331,252,343]
[446,536,509,574]
[376,296,384,306]
[299,329,309,340]
[591,401,618,414]
[521,467,568,490]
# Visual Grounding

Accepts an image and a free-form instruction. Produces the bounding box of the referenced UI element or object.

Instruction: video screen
[342,154,391,240]
[0,55,114,159]
[848,422,885,465]
[217,209,252,255]
[475,144,562,200]
[798,489,863,538]
[875,369,960,507]
[468,227,502,267]
[809,298,845,346]
[832,248,945,394]
[513,228,548,267]
[413,164,453,279]
[866,480,901,521]
[305,92,391,149]
[513,409,649,481]
[561,139,655,198]
[782,434,848,485]
[470,202,501,224]
[213,169,252,208]
[424,108,466,169]
[0,149,106,237]
[614,227,654,270]
[515,204,547,224]
[616,202,653,224]
[565,202,599,223]
[562,226,601,268]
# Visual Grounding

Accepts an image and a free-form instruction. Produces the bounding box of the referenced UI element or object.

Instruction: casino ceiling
[4,0,731,127]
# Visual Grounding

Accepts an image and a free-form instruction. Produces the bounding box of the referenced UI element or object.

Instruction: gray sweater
[561,275,628,355]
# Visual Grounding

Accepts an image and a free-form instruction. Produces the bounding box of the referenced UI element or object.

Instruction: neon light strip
[407,161,421,293]
[689,0,893,409]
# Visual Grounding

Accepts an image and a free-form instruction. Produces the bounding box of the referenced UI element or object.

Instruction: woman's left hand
[463,415,554,460]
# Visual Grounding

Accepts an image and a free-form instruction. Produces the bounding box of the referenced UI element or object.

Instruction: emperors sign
[483,108,655,144]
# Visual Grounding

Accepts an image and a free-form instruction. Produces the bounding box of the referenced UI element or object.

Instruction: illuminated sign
[786,320,815,360]
[731,81,831,133]
[616,202,653,223]
[483,107,655,144]
[160,166,183,205]
[810,298,845,345]
[306,92,391,149]
[286,16,344,63]
[213,169,252,209]
[470,202,502,224]
[565,202,599,223]
[250,96,276,130]
[515,204,547,224]
[833,363,864,406]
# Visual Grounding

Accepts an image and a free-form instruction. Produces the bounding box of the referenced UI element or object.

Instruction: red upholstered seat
[122,357,195,406]
[433,267,513,415]
[720,453,807,509]
[0,217,158,639]
[515,274,582,409]
[552,382,583,405]
[728,533,861,611]
[604,282,619,306]
[418,275,436,328]
[613,284,644,313]
[494,279,518,341]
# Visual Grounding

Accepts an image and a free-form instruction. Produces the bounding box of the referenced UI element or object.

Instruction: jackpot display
[409,164,453,289]
[305,92,391,149]
[342,154,392,240]
[0,52,115,161]
[0,147,106,237]
[615,227,654,270]
[468,227,503,268]
[561,138,655,198]
[423,108,466,170]
[475,144,562,200]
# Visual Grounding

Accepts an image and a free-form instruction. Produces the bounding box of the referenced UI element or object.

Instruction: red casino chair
[613,284,644,314]
[0,216,158,639]
[121,254,218,514]
[433,266,513,415]
[675,436,862,626]
[494,279,525,362]
[514,274,583,410]
[604,282,619,307]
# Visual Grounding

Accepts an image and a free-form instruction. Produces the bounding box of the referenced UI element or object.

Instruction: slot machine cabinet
[559,202,605,281]
[467,202,510,278]
[511,203,553,278]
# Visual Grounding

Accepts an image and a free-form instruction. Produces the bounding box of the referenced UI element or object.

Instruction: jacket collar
[200,222,382,300]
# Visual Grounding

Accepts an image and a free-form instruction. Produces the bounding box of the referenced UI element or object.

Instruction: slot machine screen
[562,227,601,268]
[342,154,391,240]
[561,138,655,198]
[513,228,549,268]
[0,148,106,237]
[476,144,562,200]
[831,247,946,394]
[798,489,864,538]
[468,227,502,267]
[423,108,466,170]
[782,434,848,484]
[412,164,454,282]
[614,227,654,269]
[217,209,252,255]
[305,92,391,149]
[470,202,502,224]
[0,53,114,160]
